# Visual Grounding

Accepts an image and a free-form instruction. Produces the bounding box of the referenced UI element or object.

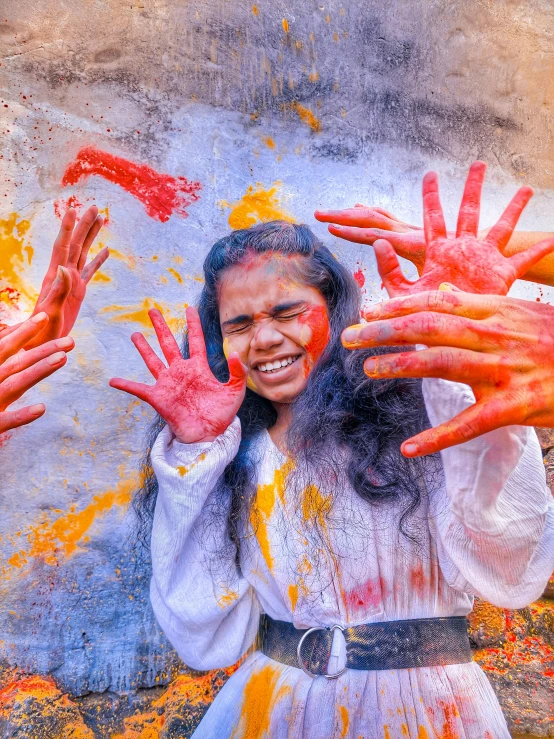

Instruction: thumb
[373,238,411,297]
[226,352,248,387]
[509,237,554,280]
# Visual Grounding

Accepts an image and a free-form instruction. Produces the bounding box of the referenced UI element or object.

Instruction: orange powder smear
[218,588,239,608]
[384,726,391,739]
[0,213,38,312]
[339,705,350,737]
[176,452,207,477]
[218,182,296,230]
[2,476,137,578]
[167,267,183,283]
[263,136,276,149]
[288,583,298,611]
[231,664,290,739]
[101,298,185,333]
[301,483,332,528]
[287,102,322,132]
[250,460,295,572]
[418,727,429,739]
[252,5,258,14]
[282,18,289,32]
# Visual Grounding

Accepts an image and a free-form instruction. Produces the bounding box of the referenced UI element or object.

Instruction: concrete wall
[0,1,553,735]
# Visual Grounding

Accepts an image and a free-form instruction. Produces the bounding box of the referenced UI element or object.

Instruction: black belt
[259,614,472,678]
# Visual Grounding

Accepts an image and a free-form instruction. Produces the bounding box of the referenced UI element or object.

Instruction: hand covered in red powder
[110,307,247,443]
[318,162,554,297]
[315,205,426,271]
[342,288,554,456]
[26,206,109,347]
[0,312,74,433]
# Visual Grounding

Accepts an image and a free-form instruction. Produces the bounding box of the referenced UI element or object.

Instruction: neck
[268,402,292,452]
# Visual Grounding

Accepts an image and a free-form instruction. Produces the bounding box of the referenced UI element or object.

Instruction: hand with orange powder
[109,307,248,443]
[316,161,554,294]
[2,205,109,348]
[342,287,554,457]
[0,312,74,432]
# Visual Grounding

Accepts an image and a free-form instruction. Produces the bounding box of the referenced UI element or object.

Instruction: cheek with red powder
[298,305,330,376]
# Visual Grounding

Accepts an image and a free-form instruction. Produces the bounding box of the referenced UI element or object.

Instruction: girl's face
[218,253,331,404]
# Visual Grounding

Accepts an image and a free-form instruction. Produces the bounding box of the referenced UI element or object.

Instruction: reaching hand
[0,312,74,433]
[318,162,554,297]
[315,205,426,270]
[25,206,109,348]
[109,307,247,443]
[341,288,554,457]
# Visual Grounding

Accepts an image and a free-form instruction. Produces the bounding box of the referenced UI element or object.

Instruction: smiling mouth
[255,355,301,374]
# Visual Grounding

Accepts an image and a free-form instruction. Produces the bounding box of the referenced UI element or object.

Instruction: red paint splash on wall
[53,195,83,220]
[353,267,365,288]
[61,146,201,223]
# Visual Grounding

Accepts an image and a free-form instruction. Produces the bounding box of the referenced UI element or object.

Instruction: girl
[111,170,554,738]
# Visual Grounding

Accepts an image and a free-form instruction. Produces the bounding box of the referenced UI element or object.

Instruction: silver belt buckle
[297,624,347,679]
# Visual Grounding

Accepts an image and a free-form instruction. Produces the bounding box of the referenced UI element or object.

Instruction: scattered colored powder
[218,588,239,608]
[231,664,290,739]
[282,18,289,32]
[263,136,276,149]
[288,584,298,611]
[339,705,350,737]
[301,483,332,529]
[167,267,183,283]
[0,213,37,310]
[286,101,322,132]
[353,267,365,288]
[219,182,296,230]
[61,146,201,223]
[101,298,185,334]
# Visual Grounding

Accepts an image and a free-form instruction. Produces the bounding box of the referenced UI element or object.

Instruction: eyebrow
[221,300,306,328]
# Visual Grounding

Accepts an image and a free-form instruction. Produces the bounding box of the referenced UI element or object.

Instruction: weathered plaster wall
[0,0,553,735]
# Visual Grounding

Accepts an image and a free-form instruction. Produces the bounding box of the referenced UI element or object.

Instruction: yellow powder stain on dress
[219,183,296,230]
[0,213,38,310]
[262,136,276,149]
[282,18,289,32]
[288,584,298,611]
[1,476,137,578]
[287,102,322,132]
[177,452,207,477]
[301,484,332,528]
[232,664,290,739]
[384,727,391,739]
[339,705,350,737]
[252,5,258,14]
[218,588,239,608]
[101,298,185,333]
[418,727,429,739]
[250,460,295,572]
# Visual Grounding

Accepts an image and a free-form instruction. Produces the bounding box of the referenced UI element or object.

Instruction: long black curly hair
[134,221,436,565]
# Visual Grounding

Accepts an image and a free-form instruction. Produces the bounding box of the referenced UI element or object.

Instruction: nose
[251,319,284,351]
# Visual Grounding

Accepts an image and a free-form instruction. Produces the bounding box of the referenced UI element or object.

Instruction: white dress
[149,379,554,739]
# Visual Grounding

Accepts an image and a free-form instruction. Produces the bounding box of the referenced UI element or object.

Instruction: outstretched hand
[341,288,554,457]
[109,307,247,443]
[0,312,74,433]
[24,205,109,348]
[318,162,554,297]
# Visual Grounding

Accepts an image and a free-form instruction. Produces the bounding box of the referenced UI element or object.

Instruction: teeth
[257,356,299,373]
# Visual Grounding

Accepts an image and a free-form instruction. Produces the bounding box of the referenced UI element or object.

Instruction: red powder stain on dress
[437,701,459,739]
[344,578,381,616]
[410,561,425,594]
[61,146,202,223]
[353,266,365,288]
[298,304,330,376]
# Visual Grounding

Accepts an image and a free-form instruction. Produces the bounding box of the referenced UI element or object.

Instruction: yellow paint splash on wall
[250,460,294,572]
[262,136,276,149]
[0,213,38,309]
[167,267,183,283]
[219,183,296,230]
[339,705,350,737]
[2,476,137,576]
[101,298,185,334]
[287,101,322,132]
[231,664,291,739]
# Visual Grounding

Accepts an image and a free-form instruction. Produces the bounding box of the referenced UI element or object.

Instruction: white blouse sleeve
[423,378,554,609]
[149,417,261,670]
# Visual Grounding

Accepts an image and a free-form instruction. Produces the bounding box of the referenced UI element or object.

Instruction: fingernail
[342,327,358,344]
[402,442,419,457]
[31,312,48,324]
[56,337,74,349]
[332,224,342,229]
[46,352,66,365]
[29,404,45,416]
[364,359,378,376]
[438,283,453,292]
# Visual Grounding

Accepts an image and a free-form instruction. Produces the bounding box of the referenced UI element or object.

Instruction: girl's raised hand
[0,312,74,433]
[109,307,247,443]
